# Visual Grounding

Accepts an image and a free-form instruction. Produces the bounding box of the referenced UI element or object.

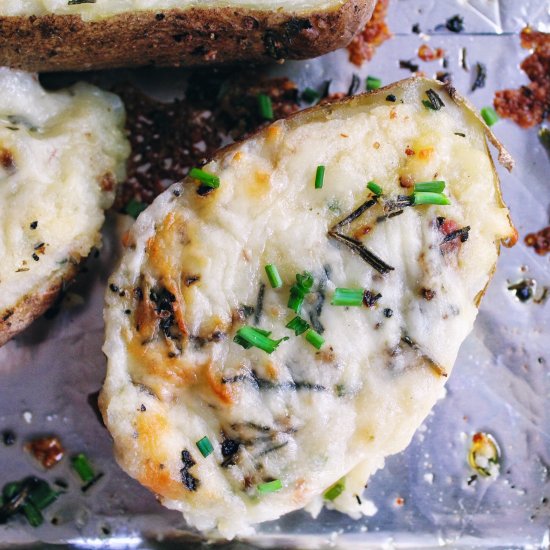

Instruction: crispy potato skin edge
[0,0,375,72]
[0,261,80,347]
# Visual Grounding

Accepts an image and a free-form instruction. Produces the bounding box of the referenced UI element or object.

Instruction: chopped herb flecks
[258,94,274,120]
[481,106,499,127]
[234,326,288,354]
[315,165,326,189]
[367,181,383,196]
[189,167,220,189]
[366,76,382,91]
[324,477,345,501]
[422,89,445,111]
[288,271,314,313]
[265,264,283,289]
[305,329,325,349]
[286,316,310,336]
[196,436,214,458]
[258,479,282,494]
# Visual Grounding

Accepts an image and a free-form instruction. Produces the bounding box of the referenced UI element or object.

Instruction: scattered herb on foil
[471,62,487,92]
[480,106,499,126]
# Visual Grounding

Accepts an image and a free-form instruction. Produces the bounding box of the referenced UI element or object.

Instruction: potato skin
[0,0,375,72]
[0,261,79,347]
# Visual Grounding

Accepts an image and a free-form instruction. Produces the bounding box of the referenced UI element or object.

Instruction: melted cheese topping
[0,68,129,316]
[0,0,342,20]
[101,80,513,538]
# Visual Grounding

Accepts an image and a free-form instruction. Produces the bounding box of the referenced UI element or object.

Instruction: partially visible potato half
[0,69,130,346]
[0,0,375,72]
[101,77,514,538]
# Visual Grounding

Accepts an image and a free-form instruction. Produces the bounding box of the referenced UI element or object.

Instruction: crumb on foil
[494,27,550,128]
[347,0,392,67]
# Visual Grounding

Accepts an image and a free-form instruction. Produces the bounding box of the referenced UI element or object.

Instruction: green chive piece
[257,479,283,494]
[287,292,305,313]
[196,436,214,458]
[305,329,325,349]
[28,480,58,510]
[367,181,383,196]
[302,87,320,104]
[285,316,310,336]
[258,93,274,120]
[315,165,326,189]
[413,192,451,206]
[233,326,288,354]
[71,453,95,483]
[480,106,499,127]
[3,481,22,499]
[124,198,147,219]
[265,264,283,289]
[296,271,314,290]
[332,288,364,307]
[413,181,446,193]
[189,167,220,189]
[366,76,382,91]
[288,271,314,313]
[324,477,346,501]
[22,501,43,527]
[422,99,436,110]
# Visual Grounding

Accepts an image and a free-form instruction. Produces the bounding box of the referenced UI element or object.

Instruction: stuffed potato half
[101,77,514,538]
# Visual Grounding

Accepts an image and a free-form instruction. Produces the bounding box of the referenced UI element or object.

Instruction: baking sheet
[1,0,549,548]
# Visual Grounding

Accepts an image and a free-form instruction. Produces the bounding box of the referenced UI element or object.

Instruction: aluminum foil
[1,0,549,548]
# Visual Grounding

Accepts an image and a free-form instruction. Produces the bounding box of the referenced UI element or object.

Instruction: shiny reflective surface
[1,0,549,547]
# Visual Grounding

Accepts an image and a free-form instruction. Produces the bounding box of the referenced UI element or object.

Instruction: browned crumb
[494,27,550,128]
[347,0,392,67]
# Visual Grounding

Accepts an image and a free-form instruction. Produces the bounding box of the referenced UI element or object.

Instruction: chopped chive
[257,479,282,494]
[285,316,310,336]
[332,288,364,307]
[480,106,499,127]
[124,198,147,219]
[196,436,214,458]
[264,264,283,289]
[296,272,314,290]
[22,501,43,527]
[413,192,451,206]
[366,76,382,91]
[233,326,288,354]
[324,477,346,501]
[305,329,324,349]
[315,165,326,189]
[71,454,95,483]
[302,87,320,104]
[28,480,58,510]
[288,271,314,313]
[367,181,383,196]
[189,167,220,189]
[423,89,445,111]
[413,181,446,193]
[258,93,274,120]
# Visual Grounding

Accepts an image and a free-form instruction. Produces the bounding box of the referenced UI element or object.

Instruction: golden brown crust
[0,261,79,347]
[0,0,375,72]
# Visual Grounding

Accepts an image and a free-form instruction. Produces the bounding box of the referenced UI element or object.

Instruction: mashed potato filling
[101,79,513,538]
[0,69,129,320]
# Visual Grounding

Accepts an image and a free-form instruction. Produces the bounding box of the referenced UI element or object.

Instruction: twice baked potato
[0,0,375,72]
[101,77,514,537]
[0,69,130,347]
